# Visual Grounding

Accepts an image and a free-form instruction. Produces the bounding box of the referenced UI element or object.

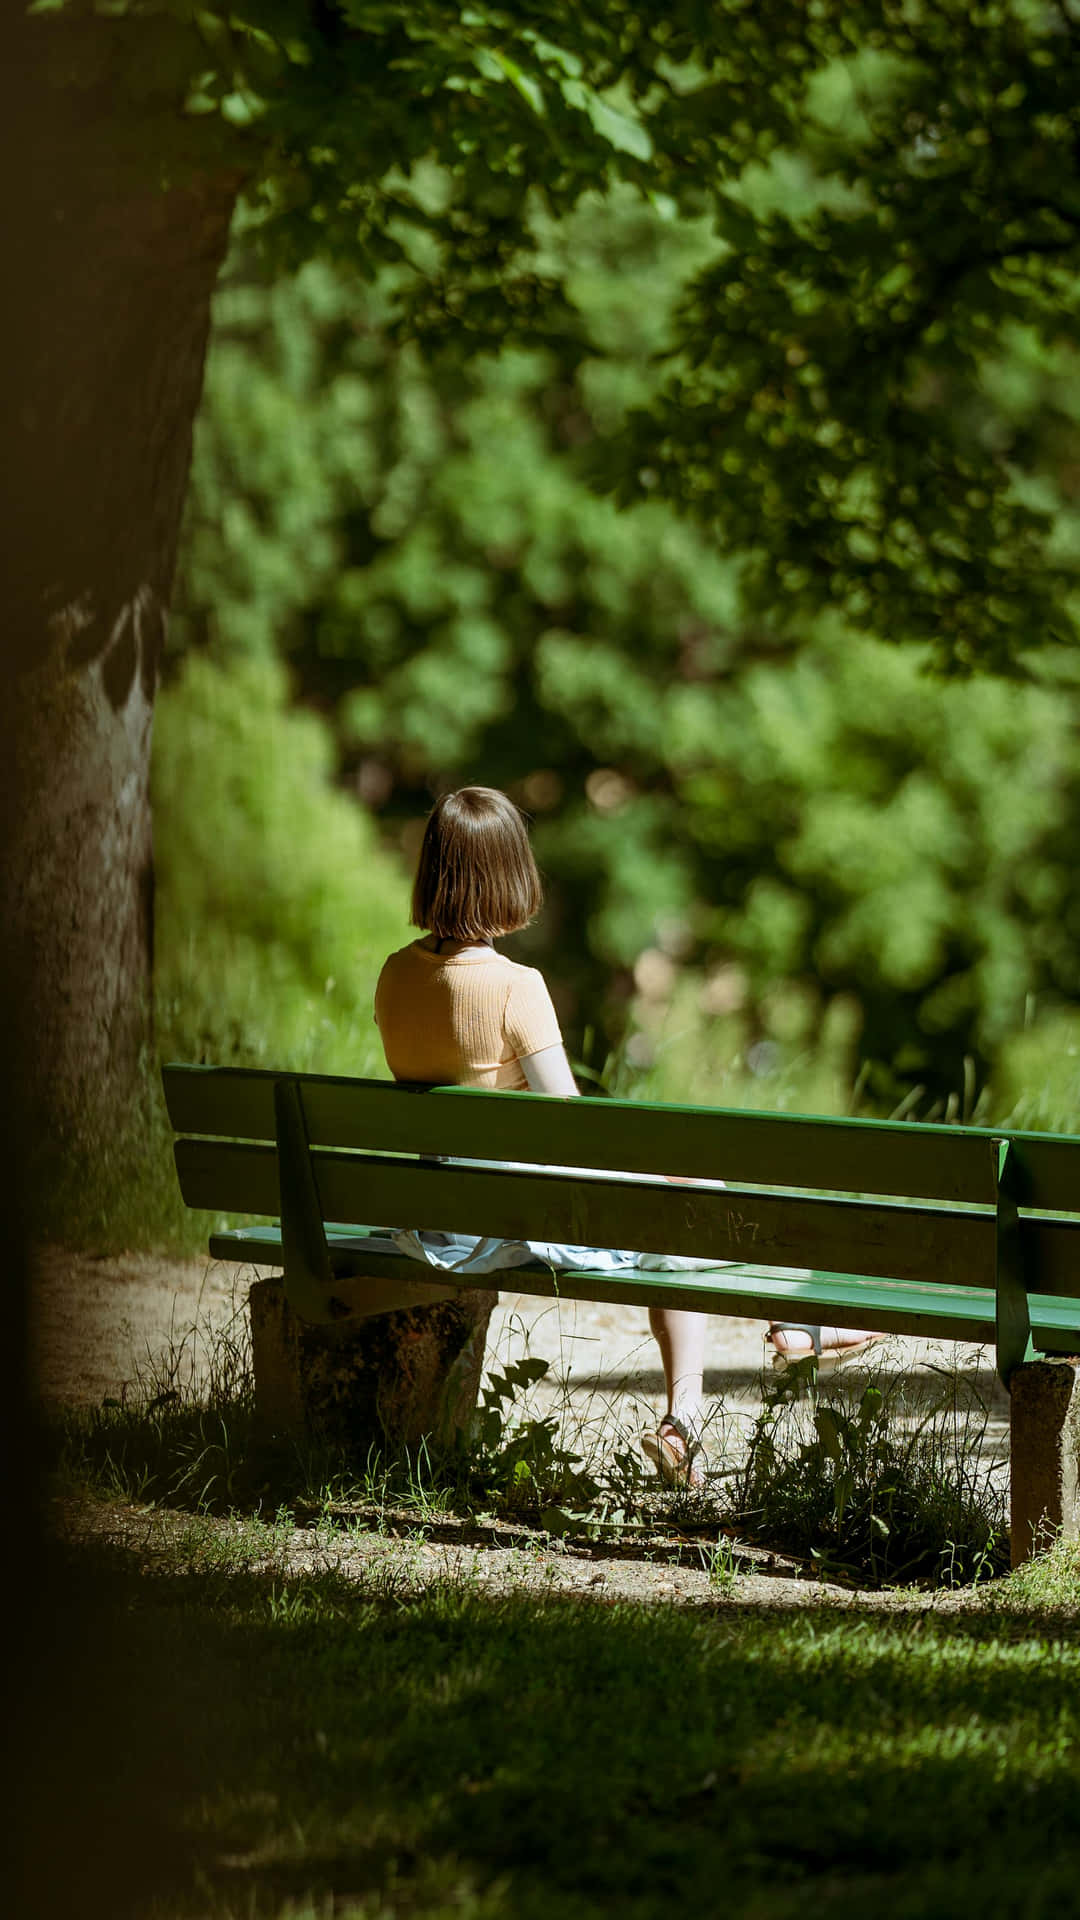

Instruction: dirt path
[37,1244,1012,1610]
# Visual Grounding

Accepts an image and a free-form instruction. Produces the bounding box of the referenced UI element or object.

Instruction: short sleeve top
[374,940,562,1090]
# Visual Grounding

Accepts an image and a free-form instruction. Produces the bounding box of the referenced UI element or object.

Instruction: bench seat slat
[206,1225,1080,1351]
[176,1137,1080,1294]
[162,1065,1080,1211]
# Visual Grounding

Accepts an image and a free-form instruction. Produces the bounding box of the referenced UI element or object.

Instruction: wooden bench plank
[176,1136,1080,1292]
[206,1225,1080,1349]
[162,1064,1080,1211]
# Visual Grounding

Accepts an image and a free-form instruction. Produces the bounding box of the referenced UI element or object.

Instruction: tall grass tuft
[55,1300,265,1512]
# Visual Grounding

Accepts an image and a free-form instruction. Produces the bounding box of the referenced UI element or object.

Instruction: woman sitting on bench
[375,786,880,1491]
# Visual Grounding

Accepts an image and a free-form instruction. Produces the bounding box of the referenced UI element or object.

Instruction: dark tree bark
[1,23,240,1191]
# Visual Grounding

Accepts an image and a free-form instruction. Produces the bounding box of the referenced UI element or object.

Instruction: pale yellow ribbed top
[374,939,562,1089]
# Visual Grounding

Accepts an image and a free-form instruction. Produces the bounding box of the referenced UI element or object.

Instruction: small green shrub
[731,1357,1008,1587]
[461,1355,602,1517]
[57,1279,1017,1595]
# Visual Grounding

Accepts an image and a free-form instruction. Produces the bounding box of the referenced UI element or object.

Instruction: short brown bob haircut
[411,787,542,942]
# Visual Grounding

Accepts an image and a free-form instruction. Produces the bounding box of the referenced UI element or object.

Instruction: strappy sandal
[768,1323,885,1375]
[640,1414,707,1491]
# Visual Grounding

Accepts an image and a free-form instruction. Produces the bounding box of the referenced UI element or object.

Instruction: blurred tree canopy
[153,651,411,1078]
[601,2,1080,670]
[174,192,1080,1099]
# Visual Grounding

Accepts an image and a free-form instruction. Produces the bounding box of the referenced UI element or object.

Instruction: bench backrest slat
[171,1138,1080,1295]
[163,1064,1080,1212]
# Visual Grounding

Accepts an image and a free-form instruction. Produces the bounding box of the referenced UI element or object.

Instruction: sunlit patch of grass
[990,1533,1080,1613]
[26,1544,1080,1920]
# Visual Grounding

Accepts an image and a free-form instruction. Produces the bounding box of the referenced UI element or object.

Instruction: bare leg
[641,1308,708,1488]
[768,1323,880,1356]
[649,1307,705,1431]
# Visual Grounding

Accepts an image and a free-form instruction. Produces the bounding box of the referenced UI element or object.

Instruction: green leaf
[492,49,545,118]
[813,1407,843,1467]
[562,80,653,161]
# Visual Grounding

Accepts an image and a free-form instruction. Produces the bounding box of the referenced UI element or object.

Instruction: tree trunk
[1,25,239,1197]
[0,22,493,1447]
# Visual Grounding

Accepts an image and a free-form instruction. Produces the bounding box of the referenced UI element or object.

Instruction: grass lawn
[17,1527,1080,1920]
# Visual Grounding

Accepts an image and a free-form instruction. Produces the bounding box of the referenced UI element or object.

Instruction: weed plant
[463,1355,604,1517]
[448,1307,736,1537]
[731,1351,1008,1586]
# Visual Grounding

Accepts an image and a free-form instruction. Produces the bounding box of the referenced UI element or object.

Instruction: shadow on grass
[18,1539,1080,1920]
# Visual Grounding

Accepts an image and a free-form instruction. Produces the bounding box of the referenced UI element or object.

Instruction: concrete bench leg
[1009,1357,1080,1567]
[249,1275,497,1454]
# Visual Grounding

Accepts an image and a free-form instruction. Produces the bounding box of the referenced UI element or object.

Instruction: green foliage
[39,0,1071,1100]
[30,1,1080,668]
[597,4,1080,667]
[994,1008,1080,1134]
[175,230,1080,1096]
[466,1355,601,1513]
[620,975,867,1119]
[627,626,1080,1095]
[153,649,412,1075]
[172,213,741,1050]
[27,0,1080,1105]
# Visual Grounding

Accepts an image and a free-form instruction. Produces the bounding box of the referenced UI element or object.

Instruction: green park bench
[163,1062,1080,1566]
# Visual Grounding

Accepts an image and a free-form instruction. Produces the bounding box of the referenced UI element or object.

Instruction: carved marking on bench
[724,1209,760,1246]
